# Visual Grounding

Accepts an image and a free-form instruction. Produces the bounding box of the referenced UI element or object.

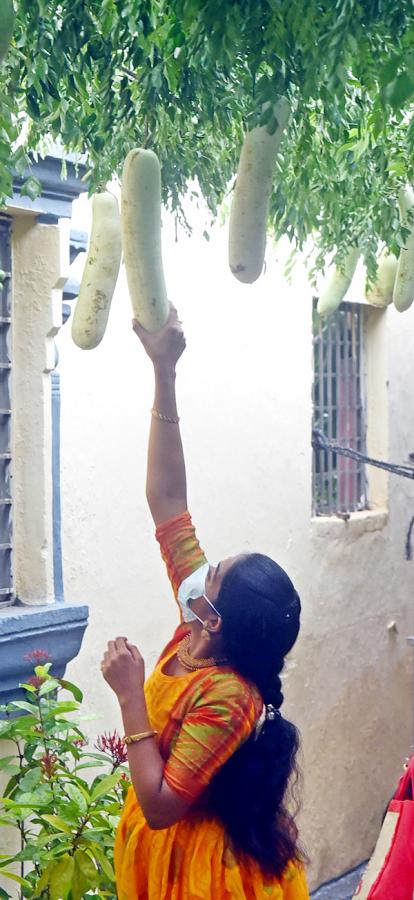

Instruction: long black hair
[208,553,303,877]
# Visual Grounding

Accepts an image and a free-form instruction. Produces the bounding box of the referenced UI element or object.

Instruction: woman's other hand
[133,303,186,371]
[100,637,145,704]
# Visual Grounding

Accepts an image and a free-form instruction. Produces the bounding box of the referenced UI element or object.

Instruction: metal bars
[312,301,367,516]
[0,216,13,605]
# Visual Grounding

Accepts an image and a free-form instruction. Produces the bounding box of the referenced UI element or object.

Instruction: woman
[101,305,309,899]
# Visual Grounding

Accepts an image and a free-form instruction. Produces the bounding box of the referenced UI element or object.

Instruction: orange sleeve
[155,511,208,602]
[163,671,261,803]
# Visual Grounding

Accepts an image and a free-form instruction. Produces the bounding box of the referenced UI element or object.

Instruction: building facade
[60,198,414,888]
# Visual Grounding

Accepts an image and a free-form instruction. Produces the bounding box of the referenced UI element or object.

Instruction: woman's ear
[207,614,222,635]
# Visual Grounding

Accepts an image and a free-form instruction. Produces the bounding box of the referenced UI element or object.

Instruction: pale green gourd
[393,186,414,313]
[71,192,122,350]
[121,148,169,332]
[229,97,291,284]
[365,249,397,308]
[317,249,360,317]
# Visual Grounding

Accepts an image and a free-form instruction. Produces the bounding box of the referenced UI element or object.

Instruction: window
[0,215,12,605]
[312,301,368,516]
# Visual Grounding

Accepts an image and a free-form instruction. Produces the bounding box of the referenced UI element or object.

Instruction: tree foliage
[1,0,414,272]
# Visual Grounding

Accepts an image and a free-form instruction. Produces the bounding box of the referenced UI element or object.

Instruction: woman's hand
[132,303,186,371]
[100,637,145,704]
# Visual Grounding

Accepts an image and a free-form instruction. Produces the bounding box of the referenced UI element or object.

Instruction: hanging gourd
[71,192,122,349]
[228,97,291,284]
[393,186,414,313]
[121,148,169,332]
[365,249,397,308]
[317,249,360,317]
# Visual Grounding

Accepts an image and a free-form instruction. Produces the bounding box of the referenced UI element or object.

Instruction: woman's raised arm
[133,305,187,526]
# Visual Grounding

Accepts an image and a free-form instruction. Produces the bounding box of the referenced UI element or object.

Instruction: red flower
[95,730,128,767]
[24,649,51,663]
[120,773,131,783]
[27,675,46,690]
[41,751,58,778]
[73,737,88,749]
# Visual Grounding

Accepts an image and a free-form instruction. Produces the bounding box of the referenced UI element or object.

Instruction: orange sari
[114,513,309,899]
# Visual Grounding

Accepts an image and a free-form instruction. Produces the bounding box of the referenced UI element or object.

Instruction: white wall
[12,216,69,605]
[61,195,414,889]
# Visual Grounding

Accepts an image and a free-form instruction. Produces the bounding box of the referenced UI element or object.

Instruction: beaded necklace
[176,634,228,671]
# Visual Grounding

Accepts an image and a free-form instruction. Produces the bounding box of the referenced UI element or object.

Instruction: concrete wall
[12,215,69,605]
[61,195,414,889]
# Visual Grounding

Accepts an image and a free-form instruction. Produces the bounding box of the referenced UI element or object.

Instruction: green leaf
[35,663,52,677]
[18,767,42,793]
[0,870,31,889]
[40,814,74,834]
[38,678,60,697]
[20,175,42,201]
[73,849,98,898]
[48,701,79,715]
[71,852,89,900]
[19,682,37,693]
[13,841,47,862]
[35,859,60,894]
[58,680,83,703]
[389,157,406,177]
[5,790,49,808]
[65,782,88,814]
[2,770,20,799]
[379,55,401,88]
[91,772,122,803]
[93,845,115,882]
[77,855,98,884]
[8,700,39,715]
[49,854,75,900]
[5,714,37,735]
[386,73,414,109]
[0,720,12,737]
[0,757,17,771]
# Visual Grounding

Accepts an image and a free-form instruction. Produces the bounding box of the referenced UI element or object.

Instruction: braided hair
[209,553,303,877]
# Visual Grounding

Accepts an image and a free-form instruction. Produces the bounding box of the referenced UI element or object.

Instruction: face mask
[177,563,221,624]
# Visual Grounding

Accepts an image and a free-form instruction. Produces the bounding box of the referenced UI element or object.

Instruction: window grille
[312,301,368,516]
[0,216,12,605]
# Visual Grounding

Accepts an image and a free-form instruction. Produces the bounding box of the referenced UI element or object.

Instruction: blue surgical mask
[177,563,221,624]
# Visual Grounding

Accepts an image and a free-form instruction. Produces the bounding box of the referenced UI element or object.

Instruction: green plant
[0,651,131,899]
[1,2,414,273]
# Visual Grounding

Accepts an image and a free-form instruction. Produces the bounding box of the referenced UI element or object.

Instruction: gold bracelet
[123,730,158,745]
[151,408,180,425]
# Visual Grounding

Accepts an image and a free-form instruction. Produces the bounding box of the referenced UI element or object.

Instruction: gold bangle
[123,730,158,745]
[151,408,180,425]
